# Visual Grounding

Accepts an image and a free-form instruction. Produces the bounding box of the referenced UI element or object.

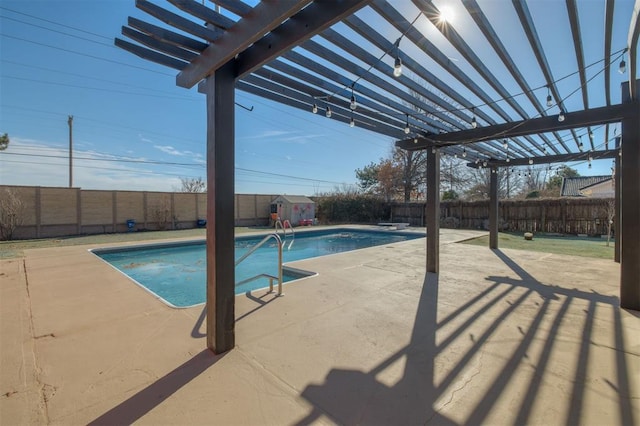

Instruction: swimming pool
[93,228,424,307]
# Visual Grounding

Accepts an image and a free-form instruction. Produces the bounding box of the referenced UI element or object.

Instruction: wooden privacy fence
[390,198,615,235]
[1,185,278,240]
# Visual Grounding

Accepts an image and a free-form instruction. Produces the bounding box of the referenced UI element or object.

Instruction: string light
[325,106,332,118]
[546,86,553,107]
[393,39,403,78]
[350,86,357,111]
[404,114,410,134]
[349,115,355,127]
[588,130,593,141]
[503,140,508,149]
[619,58,626,74]
[528,158,533,165]
[558,108,565,122]
[462,147,467,157]
[579,136,584,151]
[312,103,318,114]
[471,107,477,128]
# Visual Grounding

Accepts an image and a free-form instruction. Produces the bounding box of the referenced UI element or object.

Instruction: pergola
[116,0,640,353]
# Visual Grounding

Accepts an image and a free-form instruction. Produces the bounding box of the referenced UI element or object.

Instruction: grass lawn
[461,232,615,259]
[0,227,257,259]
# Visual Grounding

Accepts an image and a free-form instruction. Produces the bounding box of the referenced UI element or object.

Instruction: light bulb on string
[503,140,508,149]
[326,106,332,118]
[558,108,565,122]
[471,108,477,128]
[312,103,318,114]
[393,39,403,78]
[619,59,626,74]
[462,147,467,158]
[349,116,355,128]
[350,86,357,111]
[579,136,584,151]
[546,86,553,107]
[404,114,410,134]
[529,158,533,165]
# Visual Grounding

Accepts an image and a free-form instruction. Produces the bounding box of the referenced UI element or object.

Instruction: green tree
[442,189,459,200]
[355,162,380,193]
[547,165,579,190]
[0,133,9,151]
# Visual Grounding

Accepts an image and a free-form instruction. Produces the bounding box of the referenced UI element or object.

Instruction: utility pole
[68,115,73,188]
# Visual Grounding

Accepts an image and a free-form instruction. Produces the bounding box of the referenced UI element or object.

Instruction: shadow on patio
[294,249,636,425]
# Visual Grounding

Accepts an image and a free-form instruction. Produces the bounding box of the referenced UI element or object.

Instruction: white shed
[270,195,315,226]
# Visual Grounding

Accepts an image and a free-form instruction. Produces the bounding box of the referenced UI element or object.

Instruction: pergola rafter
[115,0,640,352]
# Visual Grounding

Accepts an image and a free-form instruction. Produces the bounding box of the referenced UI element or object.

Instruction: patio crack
[23,259,50,424]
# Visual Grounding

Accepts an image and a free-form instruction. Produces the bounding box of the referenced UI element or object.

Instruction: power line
[2,75,199,101]
[0,33,174,76]
[0,5,112,40]
[1,59,201,99]
[0,151,354,185]
[0,14,114,47]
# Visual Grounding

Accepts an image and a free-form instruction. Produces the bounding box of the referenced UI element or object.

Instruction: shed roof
[273,195,315,204]
[561,176,612,197]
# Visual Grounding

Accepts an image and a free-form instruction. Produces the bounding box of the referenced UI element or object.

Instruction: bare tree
[178,176,206,192]
[604,199,615,247]
[0,188,25,240]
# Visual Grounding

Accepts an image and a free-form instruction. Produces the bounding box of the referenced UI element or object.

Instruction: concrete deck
[1,227,638,425]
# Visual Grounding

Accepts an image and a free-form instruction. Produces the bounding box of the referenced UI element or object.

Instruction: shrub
[314,194,390,224]
[0,188,25,241]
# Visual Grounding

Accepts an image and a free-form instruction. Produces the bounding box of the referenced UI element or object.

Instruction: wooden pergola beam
[128,17,208,53]
[114,38,188,70]
[627,0,640,99]
[465,149,618,169]
[234,0,372,79]
[396,102,638,150]
[176,0,312,87]
[136,0,222,42]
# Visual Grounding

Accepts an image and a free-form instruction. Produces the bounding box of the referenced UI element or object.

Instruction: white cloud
[0,137,196,191]
[153,145,204,161]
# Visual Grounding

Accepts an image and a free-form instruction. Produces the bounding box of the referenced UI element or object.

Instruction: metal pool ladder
[235,233,284,296]
[274,219,295,250]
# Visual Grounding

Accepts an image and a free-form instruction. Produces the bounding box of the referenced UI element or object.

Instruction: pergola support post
[204,62,236,353]
[426,148,440,273]
[614,136,621,263]
[620,81,640,310]
[489,168,499,249]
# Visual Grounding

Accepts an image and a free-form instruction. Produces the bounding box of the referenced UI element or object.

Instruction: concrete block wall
[0,185,279,240]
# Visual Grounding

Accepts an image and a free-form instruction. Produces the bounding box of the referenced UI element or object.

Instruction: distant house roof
[272,195,315,204]
[561,176,612,197]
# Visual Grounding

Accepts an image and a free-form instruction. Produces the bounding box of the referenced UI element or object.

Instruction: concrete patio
[1,227,638,425]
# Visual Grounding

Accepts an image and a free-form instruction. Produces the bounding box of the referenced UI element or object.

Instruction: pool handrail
[235,232,284,296]
[274,219,295,250]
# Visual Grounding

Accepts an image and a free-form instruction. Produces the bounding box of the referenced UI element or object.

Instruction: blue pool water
[93,228,423,307]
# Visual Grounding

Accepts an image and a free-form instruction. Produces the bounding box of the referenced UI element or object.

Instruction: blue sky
[0,1,635,195]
